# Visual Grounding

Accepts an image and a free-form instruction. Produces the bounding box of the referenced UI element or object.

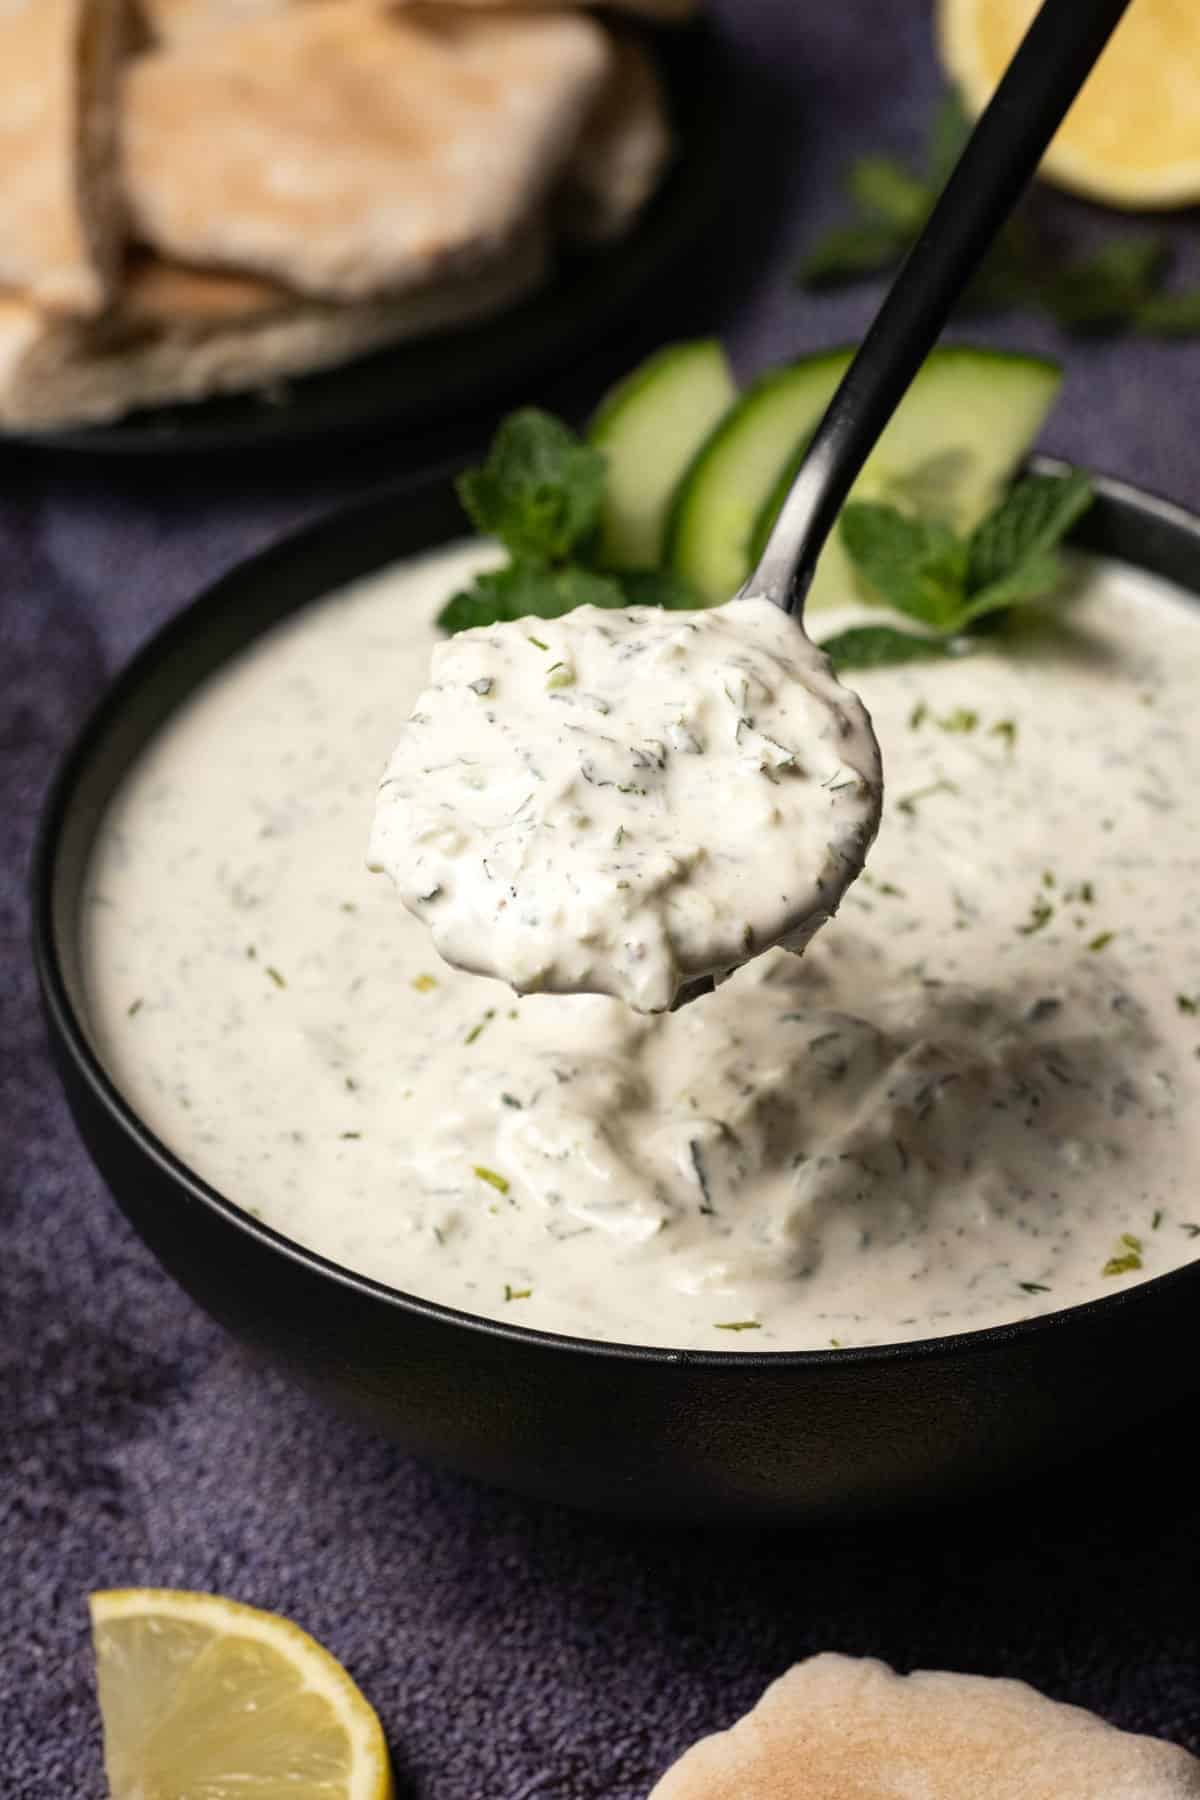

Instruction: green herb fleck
[464,1008,496,1045]
[1087,930,1115,953]
[939,707,978,733]
[500,1092,522,1109]
[1176,994,1199,1015]
[504,1284,532,1302]
[1018,897,1054,936]
[127,998,144,1018]
[1019,1281,1052,1295]
[265,965,287,989]
[527,634,549,651]
[546,664,576,690]
[896,778,959,817]
[412,973,439,993]
[474,1165,510,1195]
[339,1131,362,1140]
[989,719,1018,750]
[1181,1223,1200,1239]
[690,1138,716,1215]
[1102,1232,1144,1277]
[1152,1209,1164,1231]
[909,701,928,729]
[714,1320,761,1332]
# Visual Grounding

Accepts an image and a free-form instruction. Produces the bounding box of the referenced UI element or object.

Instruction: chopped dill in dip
[81,539,1200,1352]
[368,598,882,1013]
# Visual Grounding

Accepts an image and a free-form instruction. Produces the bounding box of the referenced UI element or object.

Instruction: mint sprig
[456,408,606,563]
[800,90,1200,338]
[817,471,1094,670]
[440,409,1094,675]
[440,409,702,633]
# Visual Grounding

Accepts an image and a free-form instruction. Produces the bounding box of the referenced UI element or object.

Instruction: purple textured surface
[4,1,1200,1793]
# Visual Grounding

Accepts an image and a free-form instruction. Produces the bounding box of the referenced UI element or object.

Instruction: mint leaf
[839,502,968,628]
[925,89,971,186]
[838,472,1094,650]
[798,89,1200,339]
[1041,236,1168,332]
[616,568,704,610]
[958,552,1066,624]
[819,624,971,673]
[1136,287,1200,335]
[438,560,626,635]
[456,409,606,562]
[848,156,931,233]
[800,220,908,287]
[966,471,1094,593]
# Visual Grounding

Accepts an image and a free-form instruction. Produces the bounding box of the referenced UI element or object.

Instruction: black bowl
[32,461,1200,1524]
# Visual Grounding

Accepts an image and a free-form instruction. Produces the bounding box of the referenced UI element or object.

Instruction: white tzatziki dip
[368,599,882,1012]
[82,538,1200,1351]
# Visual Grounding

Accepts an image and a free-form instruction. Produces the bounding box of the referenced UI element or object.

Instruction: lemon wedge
[89,1588,394,1800]
[937,0,1200,208]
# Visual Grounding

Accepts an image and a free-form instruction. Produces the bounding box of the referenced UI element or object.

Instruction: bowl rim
[31,452,1200,1373]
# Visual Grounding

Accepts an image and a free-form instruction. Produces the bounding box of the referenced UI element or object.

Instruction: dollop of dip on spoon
[368,598,882,1013]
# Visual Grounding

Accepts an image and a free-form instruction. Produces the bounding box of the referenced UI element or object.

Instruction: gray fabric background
[4,2,1200,1793]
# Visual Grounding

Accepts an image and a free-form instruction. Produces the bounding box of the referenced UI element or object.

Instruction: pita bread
[648,1654,1200,1800]
[121,2,610,299]
[558,33,673,245]
[137,0,696,46]
[0,228,547,429]
[0,0,125,315]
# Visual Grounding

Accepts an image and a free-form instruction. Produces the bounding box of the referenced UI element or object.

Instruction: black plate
[14,23,725,459]
[32,460,1200,1522]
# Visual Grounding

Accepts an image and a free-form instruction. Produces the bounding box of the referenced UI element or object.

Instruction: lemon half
[89,1588,394,1800]
[938,0,1200,208]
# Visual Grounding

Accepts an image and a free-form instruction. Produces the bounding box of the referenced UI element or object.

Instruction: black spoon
[747,0,1132,616]
[673,0,1132,1010]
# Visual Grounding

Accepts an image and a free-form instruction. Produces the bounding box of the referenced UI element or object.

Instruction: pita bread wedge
[122,2,610,300]
[558,32,673,244]
[649,1654,1200,1800]
[0,228,547,430]
[137,0,696,47]
[0,0,125,314]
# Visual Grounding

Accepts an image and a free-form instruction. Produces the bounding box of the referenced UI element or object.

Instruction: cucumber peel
[589,340,737,570]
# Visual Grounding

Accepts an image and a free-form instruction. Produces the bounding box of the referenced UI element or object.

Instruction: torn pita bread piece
[137,0,697,47]
[122,2,610,300]
[649,1654,1200,1800]
[558,33,673,245]
[0,229,547,430]
[0,0,125,314]
[135,0,299,44]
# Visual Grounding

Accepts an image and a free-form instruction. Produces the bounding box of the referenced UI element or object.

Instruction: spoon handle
[746,0,1132,616]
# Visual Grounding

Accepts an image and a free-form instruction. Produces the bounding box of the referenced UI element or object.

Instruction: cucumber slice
[665,349,850,605]
[589,339,737,570]
[668,346,1063,610]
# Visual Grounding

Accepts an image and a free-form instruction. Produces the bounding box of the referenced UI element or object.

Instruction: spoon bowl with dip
[370,0,1133,1015]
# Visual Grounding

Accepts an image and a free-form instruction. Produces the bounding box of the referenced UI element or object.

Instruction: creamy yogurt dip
[368,599,881,1012]
[82,539,1200,1351]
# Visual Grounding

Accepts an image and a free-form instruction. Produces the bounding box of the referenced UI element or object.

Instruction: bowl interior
[35,458,1200,1371]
